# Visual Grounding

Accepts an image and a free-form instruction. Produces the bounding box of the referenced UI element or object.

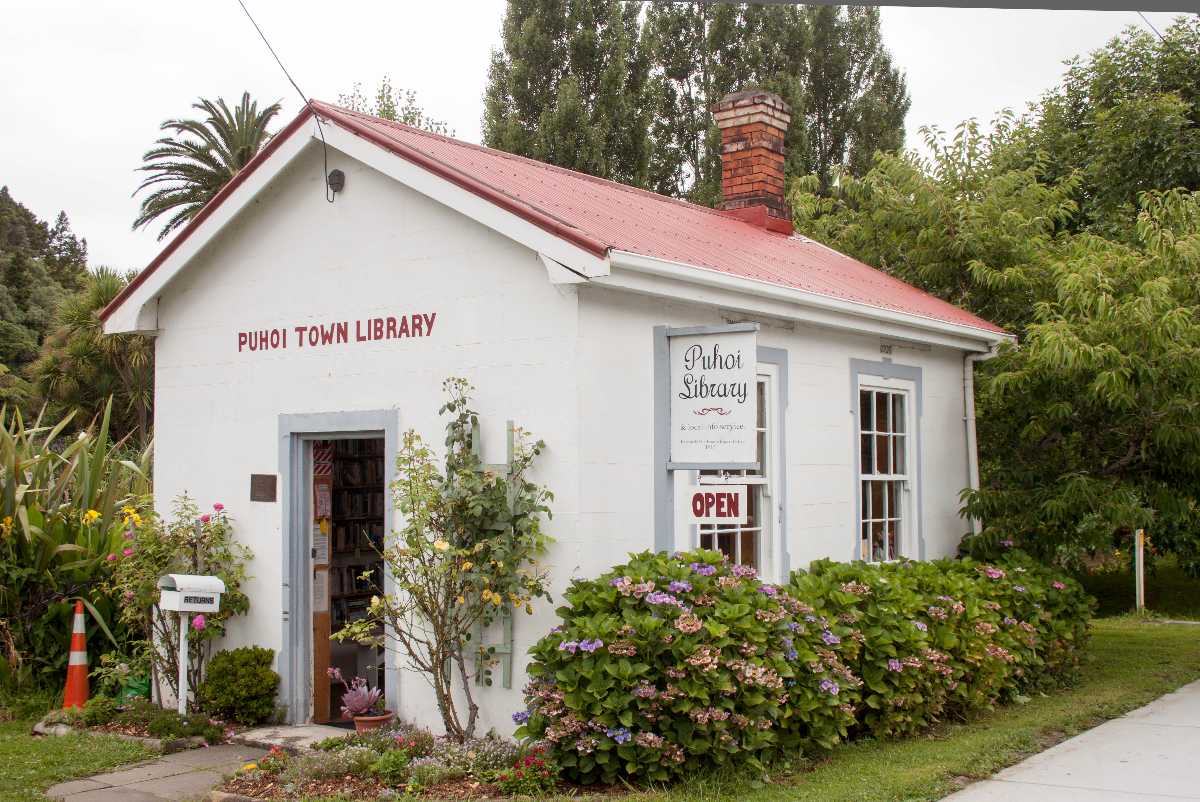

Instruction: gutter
[963,344,1002,535]
[607,250,1011,349]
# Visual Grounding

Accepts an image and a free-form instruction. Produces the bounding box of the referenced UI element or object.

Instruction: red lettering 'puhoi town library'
[101,91,1010,732]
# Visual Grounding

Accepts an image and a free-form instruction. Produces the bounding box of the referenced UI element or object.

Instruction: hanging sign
[678,484,749,525]
[670,329,757,464]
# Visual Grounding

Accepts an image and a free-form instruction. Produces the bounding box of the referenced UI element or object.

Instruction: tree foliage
[481,2,909,202]
[1013,18,1200,235]
[29,268,154,447]
[483,0,650,185]
[133,93,281,240]
[0,187,88,410]
[337,76,453,136]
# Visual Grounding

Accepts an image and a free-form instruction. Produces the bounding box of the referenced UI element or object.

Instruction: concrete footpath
[45,743,259,802]
[945,679,1200,801]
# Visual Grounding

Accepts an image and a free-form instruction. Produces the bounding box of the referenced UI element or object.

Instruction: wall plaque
[670,329,757,464]
[250,473,278,502]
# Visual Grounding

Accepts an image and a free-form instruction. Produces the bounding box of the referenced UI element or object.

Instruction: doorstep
[231,723,350,753]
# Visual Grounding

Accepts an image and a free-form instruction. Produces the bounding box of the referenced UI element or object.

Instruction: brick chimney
[712,90,793,235]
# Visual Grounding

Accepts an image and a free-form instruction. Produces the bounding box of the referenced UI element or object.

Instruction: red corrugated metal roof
[314,102,1006,337]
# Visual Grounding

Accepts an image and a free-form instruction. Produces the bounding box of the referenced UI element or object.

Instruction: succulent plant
[327,666,384,717]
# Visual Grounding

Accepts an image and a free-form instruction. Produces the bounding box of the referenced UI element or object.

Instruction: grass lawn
[598,617,1200,802]
[1077,558,1200,619]
[0,718,152,802]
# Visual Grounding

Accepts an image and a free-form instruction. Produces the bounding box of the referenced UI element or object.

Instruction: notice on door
[670,329,756,464]
[678,484,749,525]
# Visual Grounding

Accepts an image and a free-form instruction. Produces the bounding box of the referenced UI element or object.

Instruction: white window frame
[675,363,782,580]
[856,375,918,562]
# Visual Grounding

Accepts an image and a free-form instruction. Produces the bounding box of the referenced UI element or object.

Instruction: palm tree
[133,92,282,240]
[29,268,155,446]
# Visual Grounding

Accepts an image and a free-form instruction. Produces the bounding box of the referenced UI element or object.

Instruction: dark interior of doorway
[313,437,385,724]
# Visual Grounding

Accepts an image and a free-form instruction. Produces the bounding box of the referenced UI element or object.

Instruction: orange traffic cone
[62,601,89,710]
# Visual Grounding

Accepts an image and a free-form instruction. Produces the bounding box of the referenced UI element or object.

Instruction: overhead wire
[234,0,336,202]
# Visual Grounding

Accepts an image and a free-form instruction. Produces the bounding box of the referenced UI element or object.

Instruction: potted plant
[327,667,391,732]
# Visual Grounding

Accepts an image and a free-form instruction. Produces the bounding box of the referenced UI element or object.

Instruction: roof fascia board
[601,251,1008,352]
[319,124,610,280]
[103,123,319,334]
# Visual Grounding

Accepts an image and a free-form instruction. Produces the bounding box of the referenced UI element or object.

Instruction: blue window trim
[849,359,924,561]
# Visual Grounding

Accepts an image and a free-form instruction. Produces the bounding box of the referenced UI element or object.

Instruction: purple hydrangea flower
[758,585,777,596]
[914,621,928,632]
[645,591,681,606]
[731,564,757,578]
[1013,585,1026,593]
[668,580,693,593]
[689,562,717,576]
[558,640,580,654]
[887,659,903,672]
[606,727,632,744]
[819,679,840,695]
[579,638,604,653]
[804,614,818,623]
[512,710,530,725]
[821,630,841,646]
[787,621,802,632]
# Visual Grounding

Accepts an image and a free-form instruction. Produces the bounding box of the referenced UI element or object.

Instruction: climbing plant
[335,378,554,741]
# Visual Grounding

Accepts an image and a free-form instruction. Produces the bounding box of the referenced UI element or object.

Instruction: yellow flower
[461,561,473,571]
[525,604,533,615]
[433,539,450,552]
[241,763,258,772]
[82,509,100,524]
[0,515,12,538]
[456,596,466,605]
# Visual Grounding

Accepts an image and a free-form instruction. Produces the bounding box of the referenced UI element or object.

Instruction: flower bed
[516,549,1093,785]
[219,725,532,800]
[40,697,228,747]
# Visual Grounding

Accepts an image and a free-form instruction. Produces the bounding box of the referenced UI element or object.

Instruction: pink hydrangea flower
[191,614,206,631]
[1052,581,1066,590]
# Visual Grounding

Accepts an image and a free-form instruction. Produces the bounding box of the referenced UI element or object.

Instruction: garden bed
[36,698,231,753]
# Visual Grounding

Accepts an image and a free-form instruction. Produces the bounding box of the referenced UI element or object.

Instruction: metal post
[1135,529,1146,613]
[177,614,188,716]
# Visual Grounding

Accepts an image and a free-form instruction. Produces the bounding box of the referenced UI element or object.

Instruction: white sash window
[858,377,915,561]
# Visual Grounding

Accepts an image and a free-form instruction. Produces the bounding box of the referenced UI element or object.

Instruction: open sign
[679,485,748,525]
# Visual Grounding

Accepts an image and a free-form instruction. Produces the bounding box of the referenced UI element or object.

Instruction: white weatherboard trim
[320,125,610,280]
[103,125,319,334]
[603,250,1012,352]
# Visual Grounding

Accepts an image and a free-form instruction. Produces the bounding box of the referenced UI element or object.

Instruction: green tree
[792,121,1200,570]
[337,76,453,135]
[1015,18,1200,234]
[642,2,909,203]
[0,186,87,411]
[29,268,154,447]
[133,93,282,240]
[483,0,650,186]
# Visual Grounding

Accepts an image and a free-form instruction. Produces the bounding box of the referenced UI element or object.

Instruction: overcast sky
[0,2,1185,270]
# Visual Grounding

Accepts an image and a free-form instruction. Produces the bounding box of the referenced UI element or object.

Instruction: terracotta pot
[353,711,394,733]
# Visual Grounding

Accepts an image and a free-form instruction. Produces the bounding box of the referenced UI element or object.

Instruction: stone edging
[210,792,258,802]
[31,718,209,753]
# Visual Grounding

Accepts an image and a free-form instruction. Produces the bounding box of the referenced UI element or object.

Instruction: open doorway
[311,437,386,725]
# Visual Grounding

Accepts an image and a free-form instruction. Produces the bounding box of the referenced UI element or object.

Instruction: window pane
[876,392,889,433]
[860,390,873,431]
[717,530,736,561]
[700,531,713,551]
[892,393,905,433]
[740,531,757,569]
[861,523,871,560]
[861,435,873,474]
[870,481,884,519]
[757,382,766,428]
[876,434,890,474]
[871,521,886,561]
[861,480,871,520]
[757,431,766,470]
[893,435,906,476]
[891,517,902,560]
[746,485,758,526]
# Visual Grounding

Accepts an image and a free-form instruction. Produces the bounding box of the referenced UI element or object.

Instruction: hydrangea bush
[518,549,1092,785]
[516,550,857,784]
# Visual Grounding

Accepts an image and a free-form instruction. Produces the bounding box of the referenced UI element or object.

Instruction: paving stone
[125,768,227,800]
[54,788,165,802]
[43,778,109,799]
[157,744,257,769]
[86,759,193,786]
[234,723,349,752]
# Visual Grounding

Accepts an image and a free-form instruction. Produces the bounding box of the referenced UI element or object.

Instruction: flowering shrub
[786,555,1091,738]
[517,550,857,784]
[493,745,558,795]
[521,550,1093,785]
